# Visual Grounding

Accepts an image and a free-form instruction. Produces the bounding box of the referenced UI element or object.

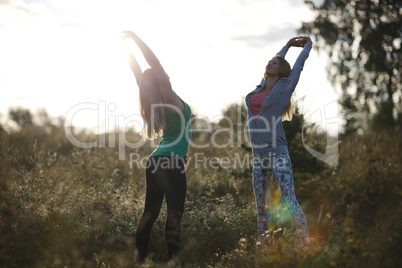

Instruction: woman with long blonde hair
[122,31,191,261]
[245,36,312,246]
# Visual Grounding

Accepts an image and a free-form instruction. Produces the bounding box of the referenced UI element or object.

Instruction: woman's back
[151,102,191,157]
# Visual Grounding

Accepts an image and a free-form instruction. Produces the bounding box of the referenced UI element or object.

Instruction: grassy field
[0,117,401,267]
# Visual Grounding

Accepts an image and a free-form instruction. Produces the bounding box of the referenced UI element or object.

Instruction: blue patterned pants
[252,153,309,243]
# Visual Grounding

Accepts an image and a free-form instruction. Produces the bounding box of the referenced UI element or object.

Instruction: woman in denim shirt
[245,36,312,246]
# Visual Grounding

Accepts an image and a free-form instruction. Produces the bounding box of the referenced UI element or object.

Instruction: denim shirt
[245,43,312,157]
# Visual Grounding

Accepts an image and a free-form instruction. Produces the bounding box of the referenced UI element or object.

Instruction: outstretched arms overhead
[121,31,181,108]
[122,31,161,69]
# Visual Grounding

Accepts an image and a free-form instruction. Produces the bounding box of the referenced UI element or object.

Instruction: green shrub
[0,109,401,267]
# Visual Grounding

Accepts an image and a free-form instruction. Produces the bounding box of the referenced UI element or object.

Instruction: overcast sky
[0,0,339,133]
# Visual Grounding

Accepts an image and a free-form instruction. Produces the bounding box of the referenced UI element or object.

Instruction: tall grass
[0,120,401,267]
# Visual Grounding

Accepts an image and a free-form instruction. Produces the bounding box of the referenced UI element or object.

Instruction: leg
[272,154,309,243]
[135,158,165,261]
[252,157,273,243]
[164,158,187,259]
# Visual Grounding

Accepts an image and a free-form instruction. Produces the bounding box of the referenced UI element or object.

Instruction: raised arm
[276,37,306,58]
[121,37,142,86]
[122,31,161,69]
[284,36,313,95]
[121,31,181,107]
[288,36,312,79]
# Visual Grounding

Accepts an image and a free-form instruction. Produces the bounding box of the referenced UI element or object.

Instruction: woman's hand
[299,36,312,47]
[286,36,312,48]
[121,31,136,39]
[286,37,304,48]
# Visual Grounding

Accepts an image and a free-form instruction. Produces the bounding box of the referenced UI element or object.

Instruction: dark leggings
[136,156,187,260]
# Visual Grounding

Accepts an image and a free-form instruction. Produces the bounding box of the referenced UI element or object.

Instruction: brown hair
[139,69,165,139]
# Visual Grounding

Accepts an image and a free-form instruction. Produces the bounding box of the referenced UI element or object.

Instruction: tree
[299,0,401,133]
[219,102,247,132]
[9,108,33,129]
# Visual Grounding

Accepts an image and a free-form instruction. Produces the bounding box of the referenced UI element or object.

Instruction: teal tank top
[150,101,191,157]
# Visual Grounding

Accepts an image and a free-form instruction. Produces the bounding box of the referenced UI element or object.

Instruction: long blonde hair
[283,98,295,121]
[139,69,165,139]
[265,55,294,121]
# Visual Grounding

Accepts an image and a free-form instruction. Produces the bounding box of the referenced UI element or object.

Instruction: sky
[0,0,339,134]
